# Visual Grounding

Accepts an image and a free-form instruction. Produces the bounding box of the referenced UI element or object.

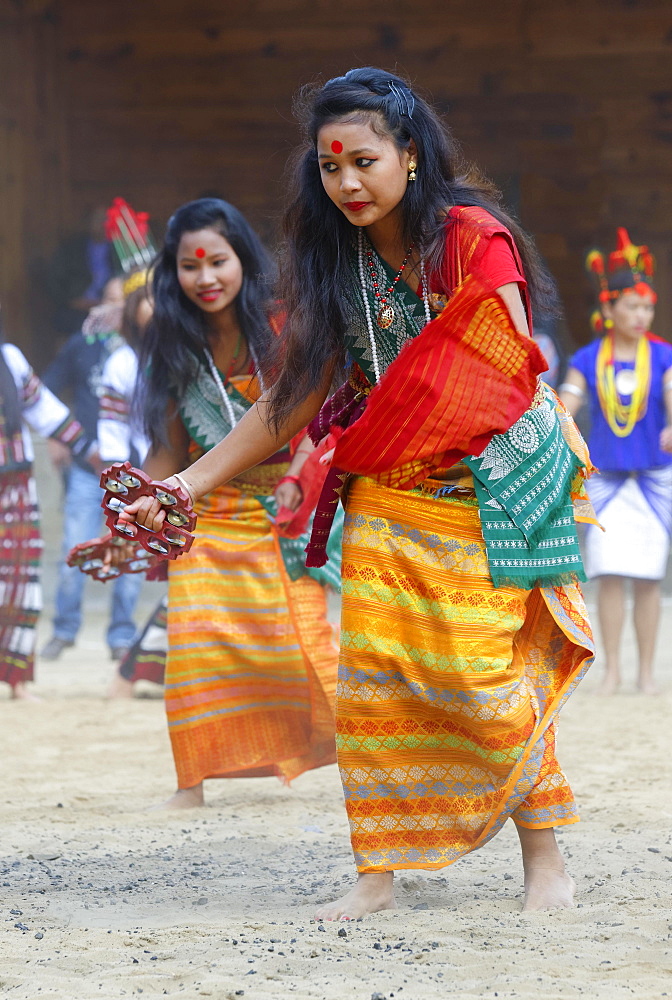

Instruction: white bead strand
[357,229,432,384]
[204,347,238,428]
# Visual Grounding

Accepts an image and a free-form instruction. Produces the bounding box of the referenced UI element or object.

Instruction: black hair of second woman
[138,198,276,449]
[0,321,22,437]
[266,66,558,431]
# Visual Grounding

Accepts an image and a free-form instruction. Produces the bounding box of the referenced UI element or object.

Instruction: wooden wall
[2,0,672,362]
[0,0,70,353]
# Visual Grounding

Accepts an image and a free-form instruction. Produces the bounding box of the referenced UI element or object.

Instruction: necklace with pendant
[203,331,244,428]
[596,333,651,437]
[614,367,638,395]
[357,229,431,383]
[364,239,415,329]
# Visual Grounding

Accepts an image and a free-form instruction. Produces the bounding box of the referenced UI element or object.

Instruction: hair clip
[388,81,415,119]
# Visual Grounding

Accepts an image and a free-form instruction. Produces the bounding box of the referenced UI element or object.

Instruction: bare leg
[11,681,42,702]
[107,672,135,699]
[150,783,205,810]
[632,578,660,694]
[596,575,626,694]
[315,872,396,921]
[516,825,575,911]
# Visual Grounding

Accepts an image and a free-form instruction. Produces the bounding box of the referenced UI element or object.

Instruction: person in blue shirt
[41,278,143,661]
[559,230,672,695]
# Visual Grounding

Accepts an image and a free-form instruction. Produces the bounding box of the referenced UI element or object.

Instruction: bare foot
[516,825,574,911]
[523,867,575,911]
[596,672,620,696]
[315,872,396,921]
[148,785,205,810]
[107,674,135,699]
[11,682,42,702]
[636,677,660,695]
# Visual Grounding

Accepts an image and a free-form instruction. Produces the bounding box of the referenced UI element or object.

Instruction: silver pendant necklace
[357,228,432,383]
[364,240,415,330]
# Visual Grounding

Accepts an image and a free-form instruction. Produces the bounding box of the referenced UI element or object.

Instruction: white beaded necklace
[204,346,238,428]
[357,228,432,383]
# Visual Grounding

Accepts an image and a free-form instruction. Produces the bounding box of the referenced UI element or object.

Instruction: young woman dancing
[123,71,594,913]
[129,198,339,806]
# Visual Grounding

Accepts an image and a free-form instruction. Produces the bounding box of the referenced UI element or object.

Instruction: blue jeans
[52,463,141,649]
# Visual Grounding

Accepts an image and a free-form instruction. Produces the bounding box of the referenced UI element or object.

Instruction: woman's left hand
[274,480,303,515]
[106,539,138,568]
[660,426,672,453]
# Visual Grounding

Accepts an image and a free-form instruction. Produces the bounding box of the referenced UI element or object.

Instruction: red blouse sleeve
[477,233,526,290]
[428,207,533,332]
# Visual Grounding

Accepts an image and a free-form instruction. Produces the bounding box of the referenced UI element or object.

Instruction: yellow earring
[408,160,417,181]
[604,318,614,329]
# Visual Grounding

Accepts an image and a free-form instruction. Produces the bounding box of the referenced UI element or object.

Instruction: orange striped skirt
[166,485,337,788]
[338,476,593,873]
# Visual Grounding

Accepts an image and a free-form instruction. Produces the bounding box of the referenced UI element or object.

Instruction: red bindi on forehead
[195,247,206,258]
[330,140,343,154]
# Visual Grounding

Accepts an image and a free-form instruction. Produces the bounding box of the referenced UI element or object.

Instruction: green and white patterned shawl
[179,350,254,454]
[178,350,342,590]
[464,386,586,589]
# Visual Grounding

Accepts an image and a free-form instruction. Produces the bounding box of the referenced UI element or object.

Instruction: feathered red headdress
[105,198,156,273]
[585,228,656,331]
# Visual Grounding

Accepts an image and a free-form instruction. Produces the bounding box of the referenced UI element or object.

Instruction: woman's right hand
[114,470,196,534]
[116,493,167,533]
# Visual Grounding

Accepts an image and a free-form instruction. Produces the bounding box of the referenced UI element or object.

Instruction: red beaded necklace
[365,242,415,329]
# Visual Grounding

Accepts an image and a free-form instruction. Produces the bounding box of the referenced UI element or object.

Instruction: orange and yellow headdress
[586,228,656,333]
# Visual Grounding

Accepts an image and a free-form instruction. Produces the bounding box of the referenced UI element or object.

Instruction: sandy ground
[1,442,671,1000]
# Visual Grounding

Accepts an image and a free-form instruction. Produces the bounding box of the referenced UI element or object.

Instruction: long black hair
[267,66,556,429]
[139,198,275,448]
[0,322,22,438]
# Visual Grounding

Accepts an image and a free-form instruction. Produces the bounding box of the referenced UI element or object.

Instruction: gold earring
[408,160,417,181]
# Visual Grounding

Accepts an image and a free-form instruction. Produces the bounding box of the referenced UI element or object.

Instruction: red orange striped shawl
[304,207,550,567]
[332,271,544,488]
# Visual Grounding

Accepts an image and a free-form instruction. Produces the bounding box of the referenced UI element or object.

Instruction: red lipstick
[343,202,370,212]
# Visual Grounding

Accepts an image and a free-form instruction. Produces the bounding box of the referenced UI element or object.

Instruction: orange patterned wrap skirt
[165,484,338,788]
[338,476,593,873]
